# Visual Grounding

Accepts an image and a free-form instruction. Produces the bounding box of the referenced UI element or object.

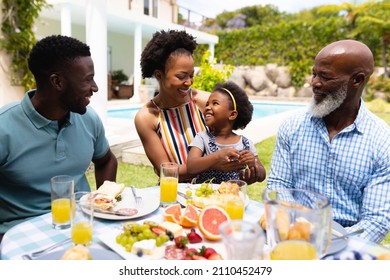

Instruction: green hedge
[195,17,350,87]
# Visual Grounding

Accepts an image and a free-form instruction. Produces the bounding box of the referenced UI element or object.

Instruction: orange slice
[162,203,181,224]
[179,204,198,228]
[198,205,230,241]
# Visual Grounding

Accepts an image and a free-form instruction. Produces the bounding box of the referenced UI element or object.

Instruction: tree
[352,1,390,77]
[0,0,48,89]
[214,4,285,30]
[318,1,390,77]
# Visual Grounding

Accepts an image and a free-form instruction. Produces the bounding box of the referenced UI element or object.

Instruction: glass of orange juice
[263,188,332,260]
[50,175,74,229]
[160,162,179,207]
[71,192,94,246]
[224,180,247,220]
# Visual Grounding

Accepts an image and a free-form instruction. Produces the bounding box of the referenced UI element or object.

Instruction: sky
[176,0,367,20]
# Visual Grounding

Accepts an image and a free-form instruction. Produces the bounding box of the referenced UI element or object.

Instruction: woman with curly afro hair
[135,30,264,183]
[187,81,266,184]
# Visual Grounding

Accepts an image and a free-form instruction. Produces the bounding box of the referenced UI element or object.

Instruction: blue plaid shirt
[267,100,390,243]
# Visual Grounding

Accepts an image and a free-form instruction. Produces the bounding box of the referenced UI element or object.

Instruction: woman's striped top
[153,98,207,165]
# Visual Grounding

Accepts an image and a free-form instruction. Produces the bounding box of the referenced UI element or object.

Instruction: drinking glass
[263,188,332,260]
[50,175,74,229]
[224,179,247,220]
[71,191,94,246]
[160,162,179,207]
[219,220,265,259]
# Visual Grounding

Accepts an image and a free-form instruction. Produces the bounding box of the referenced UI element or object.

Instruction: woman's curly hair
[140,30,198,78]
[213,81,253,130]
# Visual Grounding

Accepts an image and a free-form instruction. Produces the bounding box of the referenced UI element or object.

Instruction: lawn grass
[86,104,390,245]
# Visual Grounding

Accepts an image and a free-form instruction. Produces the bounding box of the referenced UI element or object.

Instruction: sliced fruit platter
[98,203,230,260]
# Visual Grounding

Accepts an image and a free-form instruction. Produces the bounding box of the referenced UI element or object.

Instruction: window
[144,0,149,15]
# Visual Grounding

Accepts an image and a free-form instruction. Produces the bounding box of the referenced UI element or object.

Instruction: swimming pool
[107,102,306,120]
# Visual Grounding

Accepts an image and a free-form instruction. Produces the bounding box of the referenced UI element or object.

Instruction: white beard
[309,84,347,118]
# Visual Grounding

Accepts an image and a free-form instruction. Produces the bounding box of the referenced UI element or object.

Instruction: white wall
[108,32,134,79]
[0,50,24,106]
[35,18,85,42]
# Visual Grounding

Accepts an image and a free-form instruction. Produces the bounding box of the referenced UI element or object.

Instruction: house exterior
[0,0,218,122]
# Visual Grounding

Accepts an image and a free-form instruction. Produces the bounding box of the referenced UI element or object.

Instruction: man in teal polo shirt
[0,35,118,243]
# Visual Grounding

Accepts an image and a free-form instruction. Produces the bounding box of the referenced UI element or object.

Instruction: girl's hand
[238,150,255,167]
[212,148,244,171]
[217,147,240,162]
[238,151,266,184]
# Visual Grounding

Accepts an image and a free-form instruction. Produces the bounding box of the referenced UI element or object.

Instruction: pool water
[107,102,305,120]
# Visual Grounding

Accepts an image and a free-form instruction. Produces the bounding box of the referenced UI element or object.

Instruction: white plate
[98,226,227,260]
[34,248,123,260]
[326,221,348,256]
[176,183,250,210]
[92,188,160,220]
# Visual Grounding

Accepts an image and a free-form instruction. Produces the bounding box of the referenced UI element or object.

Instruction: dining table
[1,185,389,260]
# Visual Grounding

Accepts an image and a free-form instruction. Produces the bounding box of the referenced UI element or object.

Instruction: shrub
[193,50,234,92]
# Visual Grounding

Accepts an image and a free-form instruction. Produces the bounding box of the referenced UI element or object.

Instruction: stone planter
[116,84,134,99]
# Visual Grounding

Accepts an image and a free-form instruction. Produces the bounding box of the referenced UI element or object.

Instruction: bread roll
[61,245,92,260]
[275,208,290,241]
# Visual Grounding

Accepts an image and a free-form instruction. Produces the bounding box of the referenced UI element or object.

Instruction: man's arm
[92,149,118,188]
[350,156,390,243]
[266,124,294,189]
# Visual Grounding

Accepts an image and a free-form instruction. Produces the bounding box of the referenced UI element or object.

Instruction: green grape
[137,232,145,241]
[120,235,128,246]
[115,234,122,244]
[155,236,164,247]
[141,224,150,232]
[125,244,133,252]
[132,224,142,233]
[143,228,153,239]
[161,234,169,243]
[186,189,192,197]
[150,233,158,240]
[128,235,138,244]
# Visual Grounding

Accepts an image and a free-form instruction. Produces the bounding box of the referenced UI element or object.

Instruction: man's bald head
[316,40,374,81]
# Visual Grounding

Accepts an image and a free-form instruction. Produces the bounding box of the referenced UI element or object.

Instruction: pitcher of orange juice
[263,188,332,260]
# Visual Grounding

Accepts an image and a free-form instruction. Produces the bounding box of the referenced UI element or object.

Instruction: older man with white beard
[266,40,390,243]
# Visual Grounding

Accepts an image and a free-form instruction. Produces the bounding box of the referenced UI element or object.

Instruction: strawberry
[174,236,188,249]
[185,247,199,257]
[187,230,203,243]
[199,246,217,259]
[207,253,223,260]
[191,255,207,260]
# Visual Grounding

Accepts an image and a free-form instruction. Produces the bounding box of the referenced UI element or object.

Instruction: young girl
[187,81,266,184]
